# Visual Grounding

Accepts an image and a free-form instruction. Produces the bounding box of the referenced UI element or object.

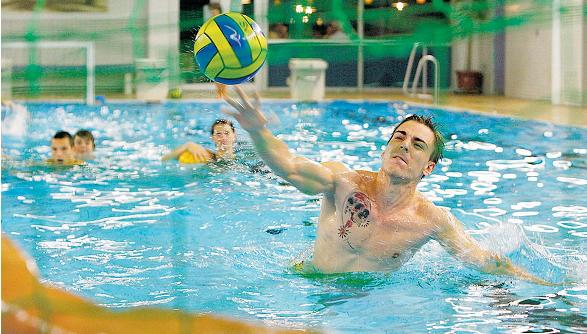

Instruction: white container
[288,58,328,101]
[135,58,169,102]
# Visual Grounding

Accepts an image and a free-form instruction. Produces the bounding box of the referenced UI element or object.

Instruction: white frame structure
[2,41,95,104]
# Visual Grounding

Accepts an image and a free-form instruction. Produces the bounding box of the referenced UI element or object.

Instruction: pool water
[2,101,586,333]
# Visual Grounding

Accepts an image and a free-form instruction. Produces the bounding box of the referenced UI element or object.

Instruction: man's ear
[422,161,436,177]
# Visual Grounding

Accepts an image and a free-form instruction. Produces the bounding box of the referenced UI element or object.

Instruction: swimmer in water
[223,86,552,285]
[73,129,95,161]
[46,131,84,166]
[162,119,237,164]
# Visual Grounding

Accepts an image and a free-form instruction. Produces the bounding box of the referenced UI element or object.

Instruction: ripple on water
[486,157,544,171]
[557,286,587,301]
[524,225,559,233]
[552,206,587,218]
[556,176,587,186]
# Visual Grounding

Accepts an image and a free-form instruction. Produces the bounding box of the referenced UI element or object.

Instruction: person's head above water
[73,129,95,158]
[210,119,236,156]
[162,119,237,163]
[210,119,235,135]
[383,115,445,181]
[51,131,75,163]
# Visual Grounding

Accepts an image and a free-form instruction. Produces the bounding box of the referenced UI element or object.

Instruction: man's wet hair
[53,131,74,147]
[388,115,445,163]
[210,119,235,135]
[74,129,95,148]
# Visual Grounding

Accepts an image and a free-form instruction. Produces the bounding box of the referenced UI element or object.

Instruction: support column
[552,0,585,106]
[147,0,180,89]
[552,0,562,104]
[357,0,364,92]
[493,0,505,95]
[584,0,587,106]
[254,0,269,91]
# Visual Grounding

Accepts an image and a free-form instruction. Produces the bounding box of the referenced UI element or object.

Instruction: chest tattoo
[338,192,372,240]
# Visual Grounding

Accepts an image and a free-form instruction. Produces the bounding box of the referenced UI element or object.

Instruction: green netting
[1,0,585,99]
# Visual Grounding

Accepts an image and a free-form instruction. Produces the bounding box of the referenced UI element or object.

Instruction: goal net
[2,41,95,104]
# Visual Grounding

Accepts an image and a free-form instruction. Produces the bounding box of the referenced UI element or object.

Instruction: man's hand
[183,142,212,162]
[482,253,558,286]
[222,85,267,133]
[435,210,556,286]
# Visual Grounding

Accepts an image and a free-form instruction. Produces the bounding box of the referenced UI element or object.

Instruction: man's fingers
[234,85,255,111]
[223,94,245,113]
[253,92,261,110]
[234,85,249,100]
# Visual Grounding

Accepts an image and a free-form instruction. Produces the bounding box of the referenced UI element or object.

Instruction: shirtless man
[223,86,550,285]
[47,131,83,166]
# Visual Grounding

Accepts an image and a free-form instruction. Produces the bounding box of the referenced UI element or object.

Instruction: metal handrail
[403,43,438,104]
[403,43,426,96]
[411,55,439,104]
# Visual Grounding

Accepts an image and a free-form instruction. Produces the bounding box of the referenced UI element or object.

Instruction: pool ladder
[403,43,439,104]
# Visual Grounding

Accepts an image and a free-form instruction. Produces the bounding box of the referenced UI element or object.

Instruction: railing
[403,43,439,104]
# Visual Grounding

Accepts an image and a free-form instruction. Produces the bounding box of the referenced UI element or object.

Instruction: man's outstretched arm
[162,142,212,161]
[223,86,346,195]
[434,210,553,286]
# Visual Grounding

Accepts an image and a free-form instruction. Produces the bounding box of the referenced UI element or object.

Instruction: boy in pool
[73,129,95,160]
[223,86,552,285]
[162,119,237,163]
[47,131,84,166]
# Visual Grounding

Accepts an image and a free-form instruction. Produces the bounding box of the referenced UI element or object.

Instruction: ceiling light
[392,2,407,11]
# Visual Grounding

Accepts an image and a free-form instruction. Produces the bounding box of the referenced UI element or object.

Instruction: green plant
[451,0,489,71]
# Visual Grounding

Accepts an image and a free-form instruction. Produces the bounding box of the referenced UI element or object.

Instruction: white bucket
[288,58,328,101]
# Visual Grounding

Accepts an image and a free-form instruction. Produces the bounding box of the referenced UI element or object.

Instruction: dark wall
[267,43,451,88]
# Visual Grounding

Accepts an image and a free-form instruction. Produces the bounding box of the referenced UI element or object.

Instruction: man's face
[74,136,94,156]
[211,124,236,151]
[51,137,75,162]
[381,121,436,181]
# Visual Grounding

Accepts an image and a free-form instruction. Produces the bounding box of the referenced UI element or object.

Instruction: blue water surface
[2,100,587,333]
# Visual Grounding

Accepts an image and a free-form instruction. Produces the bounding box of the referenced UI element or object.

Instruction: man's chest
[329,189,434,255]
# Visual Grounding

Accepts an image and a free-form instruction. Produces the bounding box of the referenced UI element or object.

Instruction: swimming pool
[2,101,586,333]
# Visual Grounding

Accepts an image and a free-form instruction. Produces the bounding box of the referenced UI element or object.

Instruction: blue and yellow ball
[194,13,268,85]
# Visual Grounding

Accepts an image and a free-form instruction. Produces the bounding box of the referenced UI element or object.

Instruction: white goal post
[1,41,95,104]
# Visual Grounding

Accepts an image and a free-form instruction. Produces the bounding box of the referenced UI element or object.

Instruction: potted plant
[452,0,488,94]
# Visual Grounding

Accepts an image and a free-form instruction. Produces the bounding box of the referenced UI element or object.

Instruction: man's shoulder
[355,169,376,177]
[415,193,451,224]
[320,161,352,175]
[45,158,85,166]
[343,169,376,184]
